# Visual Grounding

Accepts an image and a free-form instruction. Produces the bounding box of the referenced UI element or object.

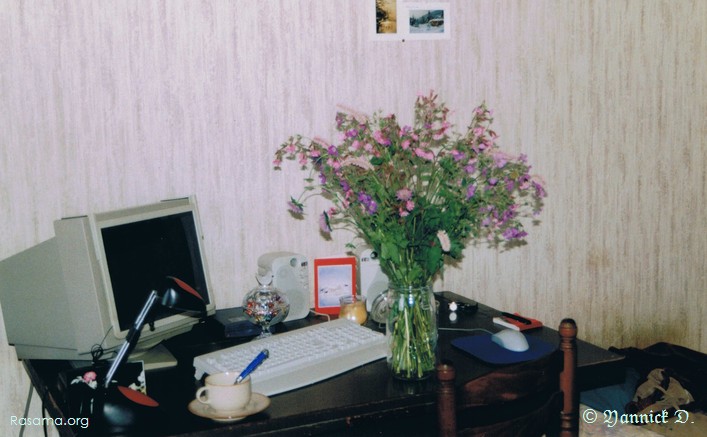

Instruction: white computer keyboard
[193,318,387,396]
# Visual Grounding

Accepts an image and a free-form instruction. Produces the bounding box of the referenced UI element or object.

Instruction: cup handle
[196,387,209,404]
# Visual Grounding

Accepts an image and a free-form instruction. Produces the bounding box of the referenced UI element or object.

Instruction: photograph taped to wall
[370,0,402,41]
[370,1,450,41]
[314,257,357,314]
[403,3,450,40]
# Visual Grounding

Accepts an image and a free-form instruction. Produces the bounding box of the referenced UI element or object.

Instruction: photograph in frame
[370,0,402,41]
[402,3,450,41]
[314,257,357,314]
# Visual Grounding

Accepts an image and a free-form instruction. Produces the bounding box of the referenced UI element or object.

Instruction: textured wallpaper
[1,1,705,435]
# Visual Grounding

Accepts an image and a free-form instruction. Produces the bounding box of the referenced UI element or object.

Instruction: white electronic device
[257,251,310,321]
[354,246,389,311]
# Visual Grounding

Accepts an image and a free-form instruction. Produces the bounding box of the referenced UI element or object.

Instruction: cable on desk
[89,326,115,363]
[439,327,494,335]
[309,310,331,321]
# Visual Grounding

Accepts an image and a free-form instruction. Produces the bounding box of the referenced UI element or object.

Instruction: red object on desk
[495,313,543,331]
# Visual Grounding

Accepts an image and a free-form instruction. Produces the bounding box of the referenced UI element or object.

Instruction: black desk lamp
[92,276,206,434]
[103,275,207,389]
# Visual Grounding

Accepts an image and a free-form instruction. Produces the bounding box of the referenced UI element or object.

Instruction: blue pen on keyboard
[235,349,269,384]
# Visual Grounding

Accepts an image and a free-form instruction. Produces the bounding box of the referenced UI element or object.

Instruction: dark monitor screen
[101,211,211,332]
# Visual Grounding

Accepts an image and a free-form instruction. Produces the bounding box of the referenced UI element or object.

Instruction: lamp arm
[104,290,160,389]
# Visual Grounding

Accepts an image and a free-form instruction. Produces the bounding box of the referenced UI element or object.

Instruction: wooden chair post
[436,362,457,437]
[559,318,578,436]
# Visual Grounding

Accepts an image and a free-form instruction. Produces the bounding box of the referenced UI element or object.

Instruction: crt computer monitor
[0,196,216,363]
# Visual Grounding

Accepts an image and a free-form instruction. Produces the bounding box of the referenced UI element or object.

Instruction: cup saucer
[188,393,270,423]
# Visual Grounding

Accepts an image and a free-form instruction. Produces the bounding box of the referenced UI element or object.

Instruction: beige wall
[1,1,705,434]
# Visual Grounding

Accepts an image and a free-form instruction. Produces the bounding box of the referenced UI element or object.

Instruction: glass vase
[386,284,438,380]
[242,275,290,339]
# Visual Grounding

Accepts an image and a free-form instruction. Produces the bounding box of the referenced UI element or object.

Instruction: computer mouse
[491,329,529,352]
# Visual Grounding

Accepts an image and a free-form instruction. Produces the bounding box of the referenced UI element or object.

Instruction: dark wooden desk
[23,294,624,436]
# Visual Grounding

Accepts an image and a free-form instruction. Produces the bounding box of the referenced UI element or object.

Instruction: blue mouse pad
[451,334,556,365]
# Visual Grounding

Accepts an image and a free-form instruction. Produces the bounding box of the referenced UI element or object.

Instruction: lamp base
[88,386,163,436]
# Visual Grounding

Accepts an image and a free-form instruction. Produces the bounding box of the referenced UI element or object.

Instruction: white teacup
[196,372,251,413]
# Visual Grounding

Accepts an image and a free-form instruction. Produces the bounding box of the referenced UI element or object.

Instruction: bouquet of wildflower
[274,92,545,287]
[274,92,545,379]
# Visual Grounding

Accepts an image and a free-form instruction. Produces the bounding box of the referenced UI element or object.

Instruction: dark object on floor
[611,343,707,412]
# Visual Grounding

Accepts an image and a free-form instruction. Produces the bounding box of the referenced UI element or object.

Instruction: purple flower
[357,192,378,214]
[288,198,304,214]
[451,149,466,161]
[532,179,546,198]
[492,151,511,168]
[328,145,339,156]
[466,184,476,199]
[464,159,477,174]
[500,206,517,224]
[502,228,527,240]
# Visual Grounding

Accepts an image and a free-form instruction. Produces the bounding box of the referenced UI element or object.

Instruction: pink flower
[373,130,390,146]
[288,199,304,214]
[327,158,341,170]
[396,188,413,201]
[83,371,97,383]
[312,137,330,148]
[341,156,374,171]
[297,152,308,166]
[436,230,451,252]
[492,151,512,168]
[414,148,434,160]
[335,104,368,123]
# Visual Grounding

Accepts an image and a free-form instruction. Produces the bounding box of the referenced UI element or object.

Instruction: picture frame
[313,257,357,314]
[370,1,450,42]
[370,0,403,41]
[402,2,450,41]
